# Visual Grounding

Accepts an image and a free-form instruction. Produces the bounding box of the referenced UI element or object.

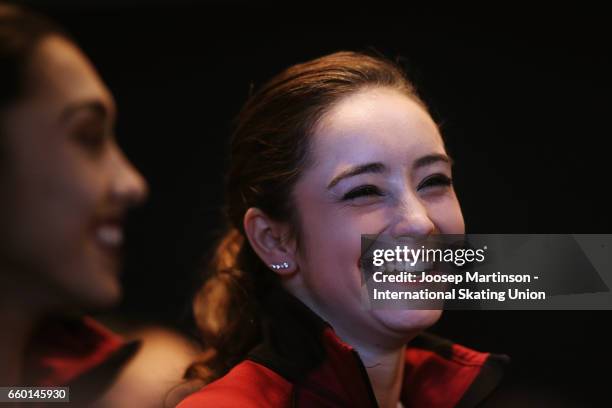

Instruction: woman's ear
[243,207,297,276]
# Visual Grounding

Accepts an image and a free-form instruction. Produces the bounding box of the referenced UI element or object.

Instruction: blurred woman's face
[289,87,464,348]
[0,36,147,309]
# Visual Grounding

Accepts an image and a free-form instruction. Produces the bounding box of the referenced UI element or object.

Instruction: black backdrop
[24,1,612,405]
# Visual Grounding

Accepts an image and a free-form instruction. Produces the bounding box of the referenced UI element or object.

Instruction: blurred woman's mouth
[95,223,123,248]
[92,215,126,269]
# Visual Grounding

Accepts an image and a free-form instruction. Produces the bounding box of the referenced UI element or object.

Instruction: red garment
[23,316,139,405]
[178,291,508,408]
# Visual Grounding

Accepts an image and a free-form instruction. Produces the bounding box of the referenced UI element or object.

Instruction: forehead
[309,87,445,171]
[24,35,113,110]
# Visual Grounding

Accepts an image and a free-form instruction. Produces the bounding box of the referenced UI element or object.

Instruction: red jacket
[178,291,508,408]
[23,316,139,406]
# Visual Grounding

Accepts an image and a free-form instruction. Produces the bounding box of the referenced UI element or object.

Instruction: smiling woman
[179,51,508,408]
[0,2,147,399]
[1,34,147,307]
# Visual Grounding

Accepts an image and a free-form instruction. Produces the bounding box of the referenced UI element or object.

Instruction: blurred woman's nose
[110,147,149,207]
[389,194,435,239]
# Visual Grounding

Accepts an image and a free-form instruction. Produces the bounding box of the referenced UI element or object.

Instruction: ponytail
[186,228,278,383]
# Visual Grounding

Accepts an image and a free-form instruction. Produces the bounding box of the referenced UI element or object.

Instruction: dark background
[24,1,612,405]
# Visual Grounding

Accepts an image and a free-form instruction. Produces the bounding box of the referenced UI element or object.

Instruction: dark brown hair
[187,51,428,383]
[0,3,68,160]
[0,3,69,109]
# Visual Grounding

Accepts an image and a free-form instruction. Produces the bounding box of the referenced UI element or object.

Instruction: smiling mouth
[96,224,123,247]
[93,217,125,268]
[387,261,434,273]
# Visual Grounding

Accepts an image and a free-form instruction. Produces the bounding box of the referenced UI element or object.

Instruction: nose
[110,146,149,208]
[389,195,435,240]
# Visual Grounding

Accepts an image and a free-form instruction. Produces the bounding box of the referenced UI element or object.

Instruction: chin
[78,276,122,310]
[57,262,123,310]
[80,250,124,308]
[374,308,443,337]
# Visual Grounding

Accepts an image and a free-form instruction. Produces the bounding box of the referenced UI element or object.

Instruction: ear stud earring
[270,262,289,270]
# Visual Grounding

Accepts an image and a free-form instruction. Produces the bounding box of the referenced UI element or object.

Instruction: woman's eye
[418,174,453,190]
[73,125,109,154]
[342,185,384,201]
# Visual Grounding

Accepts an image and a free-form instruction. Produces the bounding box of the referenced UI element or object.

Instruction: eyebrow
[413,153,454,170]
[326,153,454,190]
[59,100,112,124]
[327,162,387,189]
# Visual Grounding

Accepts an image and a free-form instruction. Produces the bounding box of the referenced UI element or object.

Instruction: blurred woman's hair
[187,51,429,383]
[0,3,68,160]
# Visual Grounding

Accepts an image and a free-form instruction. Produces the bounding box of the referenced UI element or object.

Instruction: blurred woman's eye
[417,174,453,191]
[73,122,109,155]
[342,185,385,201]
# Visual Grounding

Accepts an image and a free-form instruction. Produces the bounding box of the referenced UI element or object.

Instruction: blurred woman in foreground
[0,3,148,403]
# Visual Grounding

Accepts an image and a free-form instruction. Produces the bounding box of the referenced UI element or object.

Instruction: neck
[0,299,39,385]
[0,269,43,385]
[284,287,412,407]
[333,327,411,408]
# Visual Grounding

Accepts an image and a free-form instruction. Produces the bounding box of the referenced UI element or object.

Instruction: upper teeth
[96,225,123,247]
[384,260,433,273]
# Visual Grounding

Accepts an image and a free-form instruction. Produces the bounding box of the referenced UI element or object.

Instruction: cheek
[297,199,406,293]
[38,156,101,238]
[296,204,365,304]
[36,166,119,306]
[12,144,108,278]
[46,154,110,263]
[429,195,465,234]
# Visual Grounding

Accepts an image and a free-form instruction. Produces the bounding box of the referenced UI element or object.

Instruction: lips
[92,214,126,267]
[95,224,124,248]
[385,261,434,273]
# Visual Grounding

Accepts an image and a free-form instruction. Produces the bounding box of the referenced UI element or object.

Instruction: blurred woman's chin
[55,264,123,310]
[80,275,122,310]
